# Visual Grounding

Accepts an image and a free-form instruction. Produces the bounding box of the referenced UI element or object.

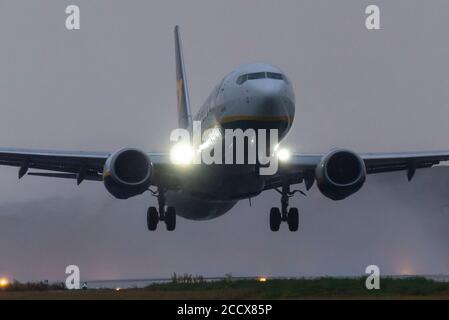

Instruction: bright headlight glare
[170,143,194,165]
[277,148,291,162]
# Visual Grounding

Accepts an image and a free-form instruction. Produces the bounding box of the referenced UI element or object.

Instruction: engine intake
[315,149,366,200]
[103,148,152,199]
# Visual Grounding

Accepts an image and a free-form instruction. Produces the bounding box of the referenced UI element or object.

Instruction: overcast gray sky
[1,0,449,281]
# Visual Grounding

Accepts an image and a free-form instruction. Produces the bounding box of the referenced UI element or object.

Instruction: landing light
[277,148,291,162]
[258,277,268,283]
[170,143,194,166]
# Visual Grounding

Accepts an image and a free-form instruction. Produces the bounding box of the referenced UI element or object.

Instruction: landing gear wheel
[165,206,176,231]
[270,207,281,232]
[287,207,299,232]
[147,207,159,231]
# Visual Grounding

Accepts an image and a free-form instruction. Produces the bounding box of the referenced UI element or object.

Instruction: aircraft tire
[165,206,176,231]
[270,207,281,232]
[287,207,299,232]
[147,207,159,231]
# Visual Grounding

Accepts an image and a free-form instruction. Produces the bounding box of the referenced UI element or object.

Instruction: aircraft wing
[0,147,175,186]
[0,148,111,183]
[2,147,449,191]
[360,151,449,174]
[269,150,449,190]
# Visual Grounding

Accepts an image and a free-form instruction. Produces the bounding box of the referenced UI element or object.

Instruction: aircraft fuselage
[166,63,296,220]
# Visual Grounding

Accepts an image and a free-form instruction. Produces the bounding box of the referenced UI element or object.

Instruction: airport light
[0,278,9,288]
[277,148,291,162]
[170,143,194,166]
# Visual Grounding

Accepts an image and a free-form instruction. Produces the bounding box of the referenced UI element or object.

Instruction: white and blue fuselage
[166,63,296,220]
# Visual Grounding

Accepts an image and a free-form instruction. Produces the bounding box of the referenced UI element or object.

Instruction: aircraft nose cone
[247,80,289,116]
[249,79,285,100]
[243,79,295,138]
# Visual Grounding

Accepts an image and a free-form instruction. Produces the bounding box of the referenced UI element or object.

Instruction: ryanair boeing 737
[1,27,449,232]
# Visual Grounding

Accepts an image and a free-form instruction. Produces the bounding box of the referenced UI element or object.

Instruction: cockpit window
[236,74,247,85]
[236,71,287,85]
[247,72,266,80]
[267,72,283,80]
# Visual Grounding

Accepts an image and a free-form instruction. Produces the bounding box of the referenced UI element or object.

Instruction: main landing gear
[147,187,176,231]
[270,183,305,232]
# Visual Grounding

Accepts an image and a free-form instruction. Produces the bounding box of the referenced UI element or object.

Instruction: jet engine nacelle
[315,149,366,201]
[103,148,152,199]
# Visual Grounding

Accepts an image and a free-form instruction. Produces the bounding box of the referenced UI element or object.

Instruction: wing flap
[27,172,103,181]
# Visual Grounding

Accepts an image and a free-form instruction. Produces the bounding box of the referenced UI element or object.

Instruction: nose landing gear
[270,183,304,232]
[147,187,177,231]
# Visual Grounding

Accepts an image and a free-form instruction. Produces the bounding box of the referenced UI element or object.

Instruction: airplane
[1,26,449,232]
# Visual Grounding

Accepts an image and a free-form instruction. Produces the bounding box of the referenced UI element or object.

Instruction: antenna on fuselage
[174,26,193,131]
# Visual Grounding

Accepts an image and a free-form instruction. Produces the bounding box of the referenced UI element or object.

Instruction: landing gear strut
[147,187,176,231]
[270,183,304,232]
